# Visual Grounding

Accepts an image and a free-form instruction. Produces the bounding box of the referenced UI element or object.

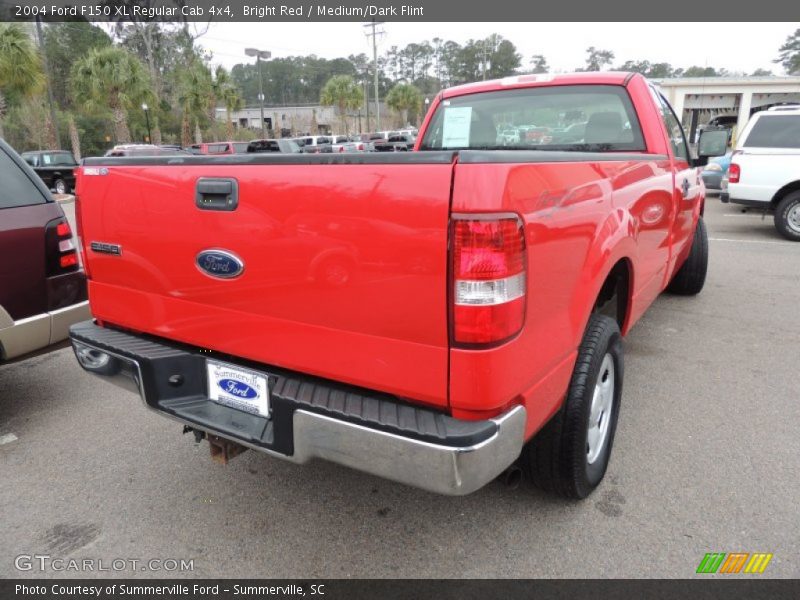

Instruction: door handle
[195,177,238,211]
[681,178,690,198]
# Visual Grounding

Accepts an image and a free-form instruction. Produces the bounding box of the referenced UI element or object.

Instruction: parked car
[187,142,250,155]
[246,139,302,154]
[70,72,710,499]
[20,150,77,195]
[720,105,800,240]
[294,136,333,153]
[700,152,732,191]
[373,133,415,152]
[104,144,191,157]
[0,139,89,361]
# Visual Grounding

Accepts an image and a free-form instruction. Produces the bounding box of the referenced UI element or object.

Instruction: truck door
[652,89,701,279]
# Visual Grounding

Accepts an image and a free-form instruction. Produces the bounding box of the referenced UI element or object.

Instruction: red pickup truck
[70,73,712,498]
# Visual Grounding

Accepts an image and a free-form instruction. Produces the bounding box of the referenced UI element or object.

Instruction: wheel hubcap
[787,204,800,234]
[587,354,615,465]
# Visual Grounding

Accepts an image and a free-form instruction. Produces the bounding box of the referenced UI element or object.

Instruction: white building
[215,105,338,136]
[656,76,800,143]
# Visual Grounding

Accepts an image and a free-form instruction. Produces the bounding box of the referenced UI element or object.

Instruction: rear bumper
[69,320,526,495]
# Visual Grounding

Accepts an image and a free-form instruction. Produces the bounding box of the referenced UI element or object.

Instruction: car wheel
[774,191,800,242]
[666,217,708,295]
[53,178,67,195]
[523,314,624,499]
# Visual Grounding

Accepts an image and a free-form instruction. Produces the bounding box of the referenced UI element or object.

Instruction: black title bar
[0,0,796,22]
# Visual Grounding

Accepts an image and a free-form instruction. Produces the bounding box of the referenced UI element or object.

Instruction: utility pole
[481,41,489,81]
[34,16,61,148]
[245,48,271,138]
[363,72,370,132]
[364,21,384,131]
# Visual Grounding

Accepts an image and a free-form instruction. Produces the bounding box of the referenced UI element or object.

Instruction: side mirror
[693,128,729,167]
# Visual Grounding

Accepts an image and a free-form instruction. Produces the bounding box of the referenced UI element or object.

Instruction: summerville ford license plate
[206,360,270,418]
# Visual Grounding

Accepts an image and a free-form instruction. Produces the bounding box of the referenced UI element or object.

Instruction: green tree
[386,82,423,127]
[178,60,213,145]
[0,23,44,139]
[751,68,773,76]
[775,28,800,74]
[585,47,615,71]
[320,75,362,133]
[70,46,152,144]
[529,55,549,74]
[214,67,244,140]
[43,22,111,110]
[682,66,724,77]
[485,36,521,79]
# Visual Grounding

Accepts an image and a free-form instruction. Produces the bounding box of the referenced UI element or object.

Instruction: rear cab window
[419,84,645,152]
[743,115,800,149]
[0,146,48,209]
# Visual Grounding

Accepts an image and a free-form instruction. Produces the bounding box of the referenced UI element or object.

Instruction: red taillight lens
[357,143,364,151]
[45,217,79,276]
[60,253,78,268]
[728,163,740,184]
[56,221,71,237]
[451,216,526,345]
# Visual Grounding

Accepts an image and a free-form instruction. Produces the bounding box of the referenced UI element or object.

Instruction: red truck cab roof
[441,72,640,100]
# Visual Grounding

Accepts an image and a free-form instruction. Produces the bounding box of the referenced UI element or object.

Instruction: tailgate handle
[196,178,238,211]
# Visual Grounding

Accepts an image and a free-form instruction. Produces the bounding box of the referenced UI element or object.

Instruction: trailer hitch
[207,434,248,465]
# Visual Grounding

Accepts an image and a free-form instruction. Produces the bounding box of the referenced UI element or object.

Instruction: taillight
[451,216,526,346]
[728,163,740,184]
[45,217,79,276]
[357,143,364,151]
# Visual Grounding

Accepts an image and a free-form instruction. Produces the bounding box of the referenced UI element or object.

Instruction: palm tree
[320,75,362,134]
[221,85,243,140]
[386,83,423,127]
[211,65,243,140]
[178,60,213,146]
[70,46,151,144]
[0,24,44,139]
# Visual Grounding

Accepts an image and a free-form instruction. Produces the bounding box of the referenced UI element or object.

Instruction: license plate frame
[206,359,270,418]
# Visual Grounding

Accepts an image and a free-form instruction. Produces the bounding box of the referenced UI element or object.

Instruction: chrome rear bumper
[69,321,526,495]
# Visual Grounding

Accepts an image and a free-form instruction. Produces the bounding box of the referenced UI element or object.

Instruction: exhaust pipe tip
[500,464,523,490]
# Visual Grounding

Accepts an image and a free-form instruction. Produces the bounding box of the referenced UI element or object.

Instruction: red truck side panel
[449,157,674,437]
[77,162,454,406]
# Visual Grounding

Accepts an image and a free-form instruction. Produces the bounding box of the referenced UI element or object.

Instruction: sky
[199,22,799,75]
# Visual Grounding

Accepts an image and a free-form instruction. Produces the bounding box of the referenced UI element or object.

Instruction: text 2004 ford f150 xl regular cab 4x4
[69,73,714,498]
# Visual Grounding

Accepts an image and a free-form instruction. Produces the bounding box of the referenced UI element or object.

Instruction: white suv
[722,105,800,241]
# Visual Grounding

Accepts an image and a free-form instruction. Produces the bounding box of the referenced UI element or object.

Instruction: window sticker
[442,106,473,148]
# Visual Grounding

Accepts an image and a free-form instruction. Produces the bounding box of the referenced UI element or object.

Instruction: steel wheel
[587,353,615,465]
[787,203,800,235]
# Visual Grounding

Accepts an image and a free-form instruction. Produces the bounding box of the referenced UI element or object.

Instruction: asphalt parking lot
[1,196,798,579]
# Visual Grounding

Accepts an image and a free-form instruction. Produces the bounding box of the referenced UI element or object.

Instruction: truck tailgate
[77,154,455,406]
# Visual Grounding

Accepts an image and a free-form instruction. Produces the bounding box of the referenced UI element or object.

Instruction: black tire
[774,192,800,242]
[53,178,67,195]
[667,217,708,295]
[523,314,624,499]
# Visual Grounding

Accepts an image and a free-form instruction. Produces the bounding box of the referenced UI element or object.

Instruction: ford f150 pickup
[69,73,712,498]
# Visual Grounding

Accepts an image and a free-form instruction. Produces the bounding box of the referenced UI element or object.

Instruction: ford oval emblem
[218,378,258,399]
[196,249,244,279]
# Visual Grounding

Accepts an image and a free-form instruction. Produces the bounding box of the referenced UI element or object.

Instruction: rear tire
[523,314,624,499]
[53,178,67,195]
[667,217,708,295]
[774,192,800,242]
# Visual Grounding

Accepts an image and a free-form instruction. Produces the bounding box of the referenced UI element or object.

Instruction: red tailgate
[76,157,454,407]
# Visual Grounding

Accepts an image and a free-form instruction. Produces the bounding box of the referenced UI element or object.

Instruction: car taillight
[451,216,526,346]
[357,143,364,151]
[728,163,740,184]
[45,217,79,276]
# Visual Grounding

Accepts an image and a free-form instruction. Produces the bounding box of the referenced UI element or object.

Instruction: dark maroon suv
[0,139,89,361]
